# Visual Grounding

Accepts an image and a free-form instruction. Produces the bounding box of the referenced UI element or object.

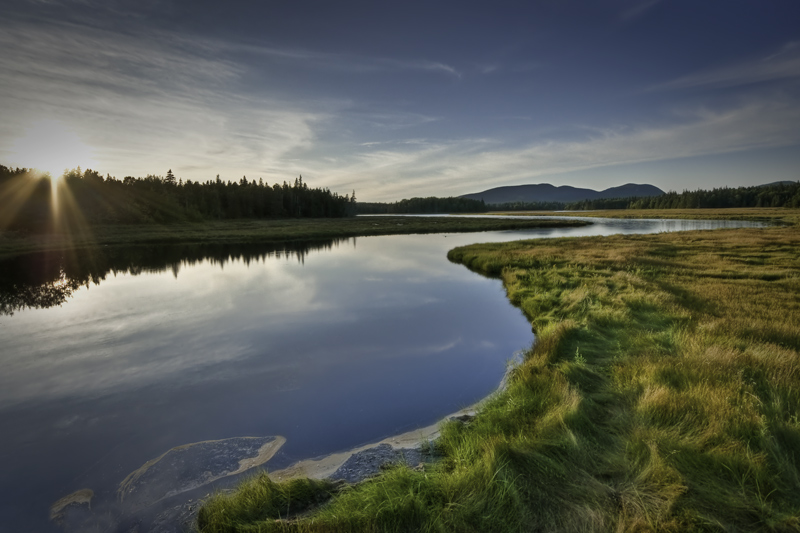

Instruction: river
[0,216,765,531]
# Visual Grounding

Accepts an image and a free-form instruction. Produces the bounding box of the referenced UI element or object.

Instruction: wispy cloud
[650,42,800,91]
[3,13,798,202]
[389,59,461,78]
[620,0,662,21]
[311,98,800,200]
[0,20,329,180]
[226,40,462,78]
[338,110,439,132]
[764,41,800,61]
[0,17,461,182]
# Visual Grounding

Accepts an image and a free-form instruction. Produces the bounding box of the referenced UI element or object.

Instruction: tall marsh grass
[198,225,800,532]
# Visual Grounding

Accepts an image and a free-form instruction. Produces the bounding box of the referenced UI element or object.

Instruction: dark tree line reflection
[0,238,353,316]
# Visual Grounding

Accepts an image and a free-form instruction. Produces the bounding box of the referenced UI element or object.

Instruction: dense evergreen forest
[0,165,356,230]
[606,181,800,209]
[357,196,487,214]
[489,200,572,211]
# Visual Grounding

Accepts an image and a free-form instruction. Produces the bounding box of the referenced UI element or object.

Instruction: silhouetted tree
[356,196,487,214]
[0,164,356,230]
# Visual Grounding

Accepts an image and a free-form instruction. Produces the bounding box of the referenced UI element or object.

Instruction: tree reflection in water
[0,238,352,316]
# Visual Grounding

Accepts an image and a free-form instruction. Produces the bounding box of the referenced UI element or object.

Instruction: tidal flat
[198,220,800,532]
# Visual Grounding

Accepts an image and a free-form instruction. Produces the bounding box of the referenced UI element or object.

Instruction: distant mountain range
[460,183,665,205]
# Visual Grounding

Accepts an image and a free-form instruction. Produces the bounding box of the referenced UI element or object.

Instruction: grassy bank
[0,216,588,259]
[197,223,799,532]
[488,207,800,226]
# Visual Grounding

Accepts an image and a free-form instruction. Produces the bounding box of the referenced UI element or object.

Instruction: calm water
[0,217,765,531]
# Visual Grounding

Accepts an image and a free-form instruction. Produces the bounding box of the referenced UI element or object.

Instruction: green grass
[197,475,341,531]
[197,223,800,532]
[0,216,588,259]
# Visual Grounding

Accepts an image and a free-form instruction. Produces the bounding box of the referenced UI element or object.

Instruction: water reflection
[0,239,351,316]
[0,232,534,532]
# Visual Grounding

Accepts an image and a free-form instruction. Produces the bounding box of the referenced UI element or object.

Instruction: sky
[1,0,799,201]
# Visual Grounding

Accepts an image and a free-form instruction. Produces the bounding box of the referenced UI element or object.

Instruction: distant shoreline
[487,206,799,225]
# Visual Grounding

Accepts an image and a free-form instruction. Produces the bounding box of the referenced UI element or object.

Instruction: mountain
[460,183,665,205]
[758,180,797,187]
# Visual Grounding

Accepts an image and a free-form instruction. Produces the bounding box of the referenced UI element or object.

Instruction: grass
[0,216,588,259]
[193,215,799,532]
[445,226,800,528]
[197,475,341,530]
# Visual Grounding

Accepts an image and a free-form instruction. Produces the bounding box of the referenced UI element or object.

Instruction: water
[0,217,765,531]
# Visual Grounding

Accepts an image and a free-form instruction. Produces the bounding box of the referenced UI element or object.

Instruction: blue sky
[2,0,799,201]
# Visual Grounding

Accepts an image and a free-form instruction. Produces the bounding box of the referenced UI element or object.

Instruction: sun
[9,119,97,179]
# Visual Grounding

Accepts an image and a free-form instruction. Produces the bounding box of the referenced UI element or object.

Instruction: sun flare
[10,119,97,178]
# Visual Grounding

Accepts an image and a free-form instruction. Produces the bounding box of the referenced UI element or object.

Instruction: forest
[0,165,356,230]
[4,164,798,231]
[357,196,487,214]
[358,182,800,215]
[622,181,800,209]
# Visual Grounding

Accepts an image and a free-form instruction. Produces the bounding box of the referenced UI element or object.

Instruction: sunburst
[1,120,96,239]
[9,119,97,179]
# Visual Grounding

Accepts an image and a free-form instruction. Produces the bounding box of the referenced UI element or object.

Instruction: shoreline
[43,214,798,531]
[486,206,799,225]
[0,216,589,258]
[198,223,800,531]
[47,346,526,532]
[268,350,525,483]
[167,352,525,531]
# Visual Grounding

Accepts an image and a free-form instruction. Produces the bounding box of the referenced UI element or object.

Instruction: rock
[50,489,93,525]
[118,435,285,509]
[329,443,429,484]
[51,435,285,533]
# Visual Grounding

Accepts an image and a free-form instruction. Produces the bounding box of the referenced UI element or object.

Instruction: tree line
[489,200,571,211]
[355,182,799,215]
[0,165,356,230]
[357,196,487,214]
[623,181,800,209]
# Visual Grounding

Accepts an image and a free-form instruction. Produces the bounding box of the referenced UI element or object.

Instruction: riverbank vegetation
[197,222,799,532]
[0,216,589,259]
